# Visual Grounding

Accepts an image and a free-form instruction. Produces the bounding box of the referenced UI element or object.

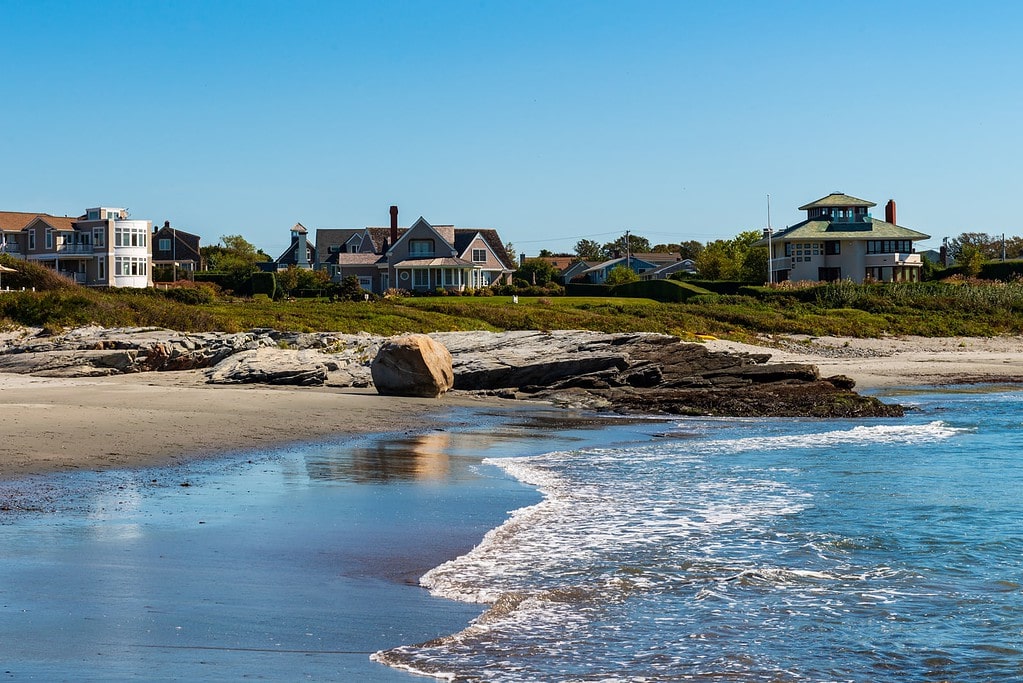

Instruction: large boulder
[371,335,454,398]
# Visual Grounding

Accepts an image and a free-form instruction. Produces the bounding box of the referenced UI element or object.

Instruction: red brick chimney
[390,205,398,245]
[885,199,896,225]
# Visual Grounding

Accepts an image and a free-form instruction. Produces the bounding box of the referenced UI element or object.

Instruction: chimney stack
[885,199,896,225]
[164,220,170,229]
[389,205,399,245]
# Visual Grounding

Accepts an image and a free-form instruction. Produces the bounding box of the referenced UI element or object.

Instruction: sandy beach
[0,370,490,480]
[0,334,1021,479]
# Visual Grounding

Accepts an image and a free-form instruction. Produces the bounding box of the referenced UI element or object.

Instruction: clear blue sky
[3,0,1019,258]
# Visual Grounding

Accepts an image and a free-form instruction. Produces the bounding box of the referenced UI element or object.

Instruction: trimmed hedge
[249,272,277,298]
[678,279,750,295]
[611,279,713,302]
[566,283,612,297]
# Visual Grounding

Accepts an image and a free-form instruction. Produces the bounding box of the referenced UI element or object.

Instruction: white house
[758,193,930,284]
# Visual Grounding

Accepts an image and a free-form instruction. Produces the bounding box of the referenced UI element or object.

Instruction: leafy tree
[605,264,639,286]
[202,234,267,275]
[694,230,766,281]
[537,248,554,257]
[958,244,985,277]
[296,268,330,290]
[678,240,704,261]
[651,243,682,253]
[276,265,299,297]
[574,239,602,260]
[516,259,562,285]
[601,234,651,260]
[947,232,1001,261]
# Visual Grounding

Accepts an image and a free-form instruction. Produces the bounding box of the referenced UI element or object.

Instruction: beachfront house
[152,221,202,276]
[757,193,930,283]
[315,206,515,293]
[0,207,153,287]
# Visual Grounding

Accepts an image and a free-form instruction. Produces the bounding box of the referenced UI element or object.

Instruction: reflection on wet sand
[307,431,458,483]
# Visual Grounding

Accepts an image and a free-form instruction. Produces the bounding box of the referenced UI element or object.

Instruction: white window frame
[472,248,487,263]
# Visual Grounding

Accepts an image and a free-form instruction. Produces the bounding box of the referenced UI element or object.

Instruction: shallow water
[0,407,653,681]
[377,389,1023,682]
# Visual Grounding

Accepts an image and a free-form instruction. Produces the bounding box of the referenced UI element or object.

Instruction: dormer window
[472,248,487,262]
[409,239,434,257]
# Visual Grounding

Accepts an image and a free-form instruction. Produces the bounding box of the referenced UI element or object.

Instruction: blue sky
[3,1,1020,258]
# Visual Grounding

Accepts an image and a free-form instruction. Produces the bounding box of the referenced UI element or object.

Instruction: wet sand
[0,405,653,680]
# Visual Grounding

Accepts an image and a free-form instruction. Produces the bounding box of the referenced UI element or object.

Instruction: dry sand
[706,334,1023,389]
[1,334,1021,479]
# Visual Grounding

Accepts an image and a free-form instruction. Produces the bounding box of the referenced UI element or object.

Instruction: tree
[276,265,300,297]
[537,248,555,257]
[958,244,985,277]
[515,259,561,285]
[202,234,266,275]
[574,239,602,260]
[694,230,766,281]
[678,240,704,261]
[504,241,517,263]
[651,243,682,253]
[604,264,639,286]
[601,234,651,260]
[947,232,1001,261]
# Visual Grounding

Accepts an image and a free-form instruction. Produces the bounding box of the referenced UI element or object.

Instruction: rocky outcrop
[0,327,901,416]
[434,330,901,417]
[370,334,454,398]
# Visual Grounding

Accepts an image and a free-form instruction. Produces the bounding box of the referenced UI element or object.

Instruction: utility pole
[625,230,631,270]
[766,194,773,285]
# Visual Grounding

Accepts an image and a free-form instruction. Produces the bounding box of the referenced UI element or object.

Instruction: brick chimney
[885,199,896,225]
[390,205,398,245]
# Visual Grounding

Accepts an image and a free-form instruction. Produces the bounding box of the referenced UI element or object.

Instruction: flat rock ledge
[0,327,901,418]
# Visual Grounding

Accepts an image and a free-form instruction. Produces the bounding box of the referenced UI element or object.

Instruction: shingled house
[758,192,930,283]
[0,207,152,287]
[316,206,514,293]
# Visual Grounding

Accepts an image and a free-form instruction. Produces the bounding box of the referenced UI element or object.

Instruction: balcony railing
[54,244,95,255]
[865,252,921,267]
[0,244,22,255]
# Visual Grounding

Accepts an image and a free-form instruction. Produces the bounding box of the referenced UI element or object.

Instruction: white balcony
[55,244,95,255]
[865,252,921,267]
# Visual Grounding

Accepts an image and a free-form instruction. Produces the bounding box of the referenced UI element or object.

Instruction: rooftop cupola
[798,192,876,223]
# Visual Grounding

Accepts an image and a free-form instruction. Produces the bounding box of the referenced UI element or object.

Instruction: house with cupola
[315,206,514,293]
[758,192,930,284]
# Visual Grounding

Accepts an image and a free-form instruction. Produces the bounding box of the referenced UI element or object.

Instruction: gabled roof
[759,218,929,244]
[2,212,78,232]
[291,222,308,234]
[25,215,78,231]
[798,193,876,211]
[582,256,659,274]
[0,211,46,232]
[453,229,515,270]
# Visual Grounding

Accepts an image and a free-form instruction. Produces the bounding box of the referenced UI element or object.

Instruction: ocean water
[376,388,1023,682]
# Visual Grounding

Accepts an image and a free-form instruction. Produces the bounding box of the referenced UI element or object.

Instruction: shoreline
[0,333,1020,480]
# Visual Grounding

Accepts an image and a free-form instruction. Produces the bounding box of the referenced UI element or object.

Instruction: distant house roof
[525,256,578,271]
[581,256,659,274]
[798,193,877,211]
[323,252,385,266]
[291,222,308,234]
[759,218,929,244]
[631,252,683,266]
